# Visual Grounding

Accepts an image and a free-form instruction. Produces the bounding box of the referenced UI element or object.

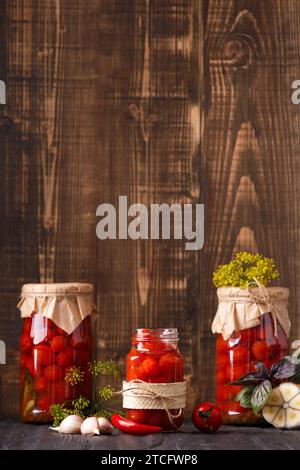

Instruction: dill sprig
[88,360,120,379]
[213,252,279,289]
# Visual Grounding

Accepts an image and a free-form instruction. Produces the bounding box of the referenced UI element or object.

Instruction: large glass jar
[18,283,95,423]
[213,285,290,425]
[125,328,185,431]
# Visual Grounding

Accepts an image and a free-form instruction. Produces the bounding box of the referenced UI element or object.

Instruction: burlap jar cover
[212,284,290,340]
[17,283,96,334]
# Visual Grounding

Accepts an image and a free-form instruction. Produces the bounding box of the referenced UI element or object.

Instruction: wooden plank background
[0,0,300,418]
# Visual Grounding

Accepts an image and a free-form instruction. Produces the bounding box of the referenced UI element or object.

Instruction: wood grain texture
[198,0,300,402]
[0,0,300,418]
[2,420,300,450]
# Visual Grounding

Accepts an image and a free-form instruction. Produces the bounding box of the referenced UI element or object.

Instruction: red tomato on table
[192,402,222,433]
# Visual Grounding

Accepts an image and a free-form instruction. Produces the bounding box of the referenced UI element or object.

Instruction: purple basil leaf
[271,357,296,380]
[229,371,262,386]
[255,362,271,379]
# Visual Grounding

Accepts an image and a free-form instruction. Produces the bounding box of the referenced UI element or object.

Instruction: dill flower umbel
[213,252,279,289]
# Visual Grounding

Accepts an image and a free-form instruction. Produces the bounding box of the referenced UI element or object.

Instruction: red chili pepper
[111,414,162,436]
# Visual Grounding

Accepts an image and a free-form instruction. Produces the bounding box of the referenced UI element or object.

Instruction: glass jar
[216,312,289,425]
[18,283,95,423]
[125,328,185,431]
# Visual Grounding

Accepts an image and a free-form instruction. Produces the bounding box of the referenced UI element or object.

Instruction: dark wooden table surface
[0,420,300,450]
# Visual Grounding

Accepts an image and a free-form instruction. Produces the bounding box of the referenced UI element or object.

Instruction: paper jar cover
[211,286,290,340]
[17,283,96,334]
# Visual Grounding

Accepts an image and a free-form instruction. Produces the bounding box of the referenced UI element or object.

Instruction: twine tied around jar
[118,380,187,429]
[247,277,283,337]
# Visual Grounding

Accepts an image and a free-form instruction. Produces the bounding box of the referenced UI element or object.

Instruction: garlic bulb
[81,417,100,436]
[49,415,83,434]
[262,383,300,429]
[97,417,113,434]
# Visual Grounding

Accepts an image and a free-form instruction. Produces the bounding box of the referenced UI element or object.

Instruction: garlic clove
[49,415,83,434]
[81,417,100,436]
[291,340,300,350]
[97,417,114,434]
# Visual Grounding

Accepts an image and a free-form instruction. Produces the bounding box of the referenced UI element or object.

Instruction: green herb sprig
[50,359,121,426]
[213,252,279,289]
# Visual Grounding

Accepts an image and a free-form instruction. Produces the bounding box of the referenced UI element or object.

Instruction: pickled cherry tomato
[20,335,33,353]
[126,328,184,431]
[33,345,53,366]
[56,347,74,367]
[37,393,52,411]
[34,377,48,393]
[24,356,35,376]
[44,364,64,382]
[251,340,268,361]
[142,358,160,378]
[159,353,183,381]
[231,345,249,363]
[50,335,68,353]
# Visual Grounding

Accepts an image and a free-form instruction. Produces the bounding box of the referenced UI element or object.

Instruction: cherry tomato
[251,340,268,361]
[37,393,52,412]
[159,353,183,381]
[34,377,48,393]
[142,358,160,378]
[127,365,148,381]
[44,364,64,382]
[45,327,56,342]
[51,379,74,402]
[33,344,53,366]
[50,335,68,353]
[56,347,74,367]
[20,335,33,353]
[192,402,222,433]
[239,328,256,347]
[231,345,249,364]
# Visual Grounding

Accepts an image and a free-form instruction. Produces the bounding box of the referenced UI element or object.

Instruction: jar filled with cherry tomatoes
[212,287,290,425]
[18,283,95,423]
[124,328,186,431]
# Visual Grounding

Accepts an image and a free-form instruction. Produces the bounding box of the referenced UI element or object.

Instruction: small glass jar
[18,283,94,423]
[125,328,184,431]
[216,312,289,425]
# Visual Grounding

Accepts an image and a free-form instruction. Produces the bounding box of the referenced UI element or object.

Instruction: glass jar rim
[134,328,178,341]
